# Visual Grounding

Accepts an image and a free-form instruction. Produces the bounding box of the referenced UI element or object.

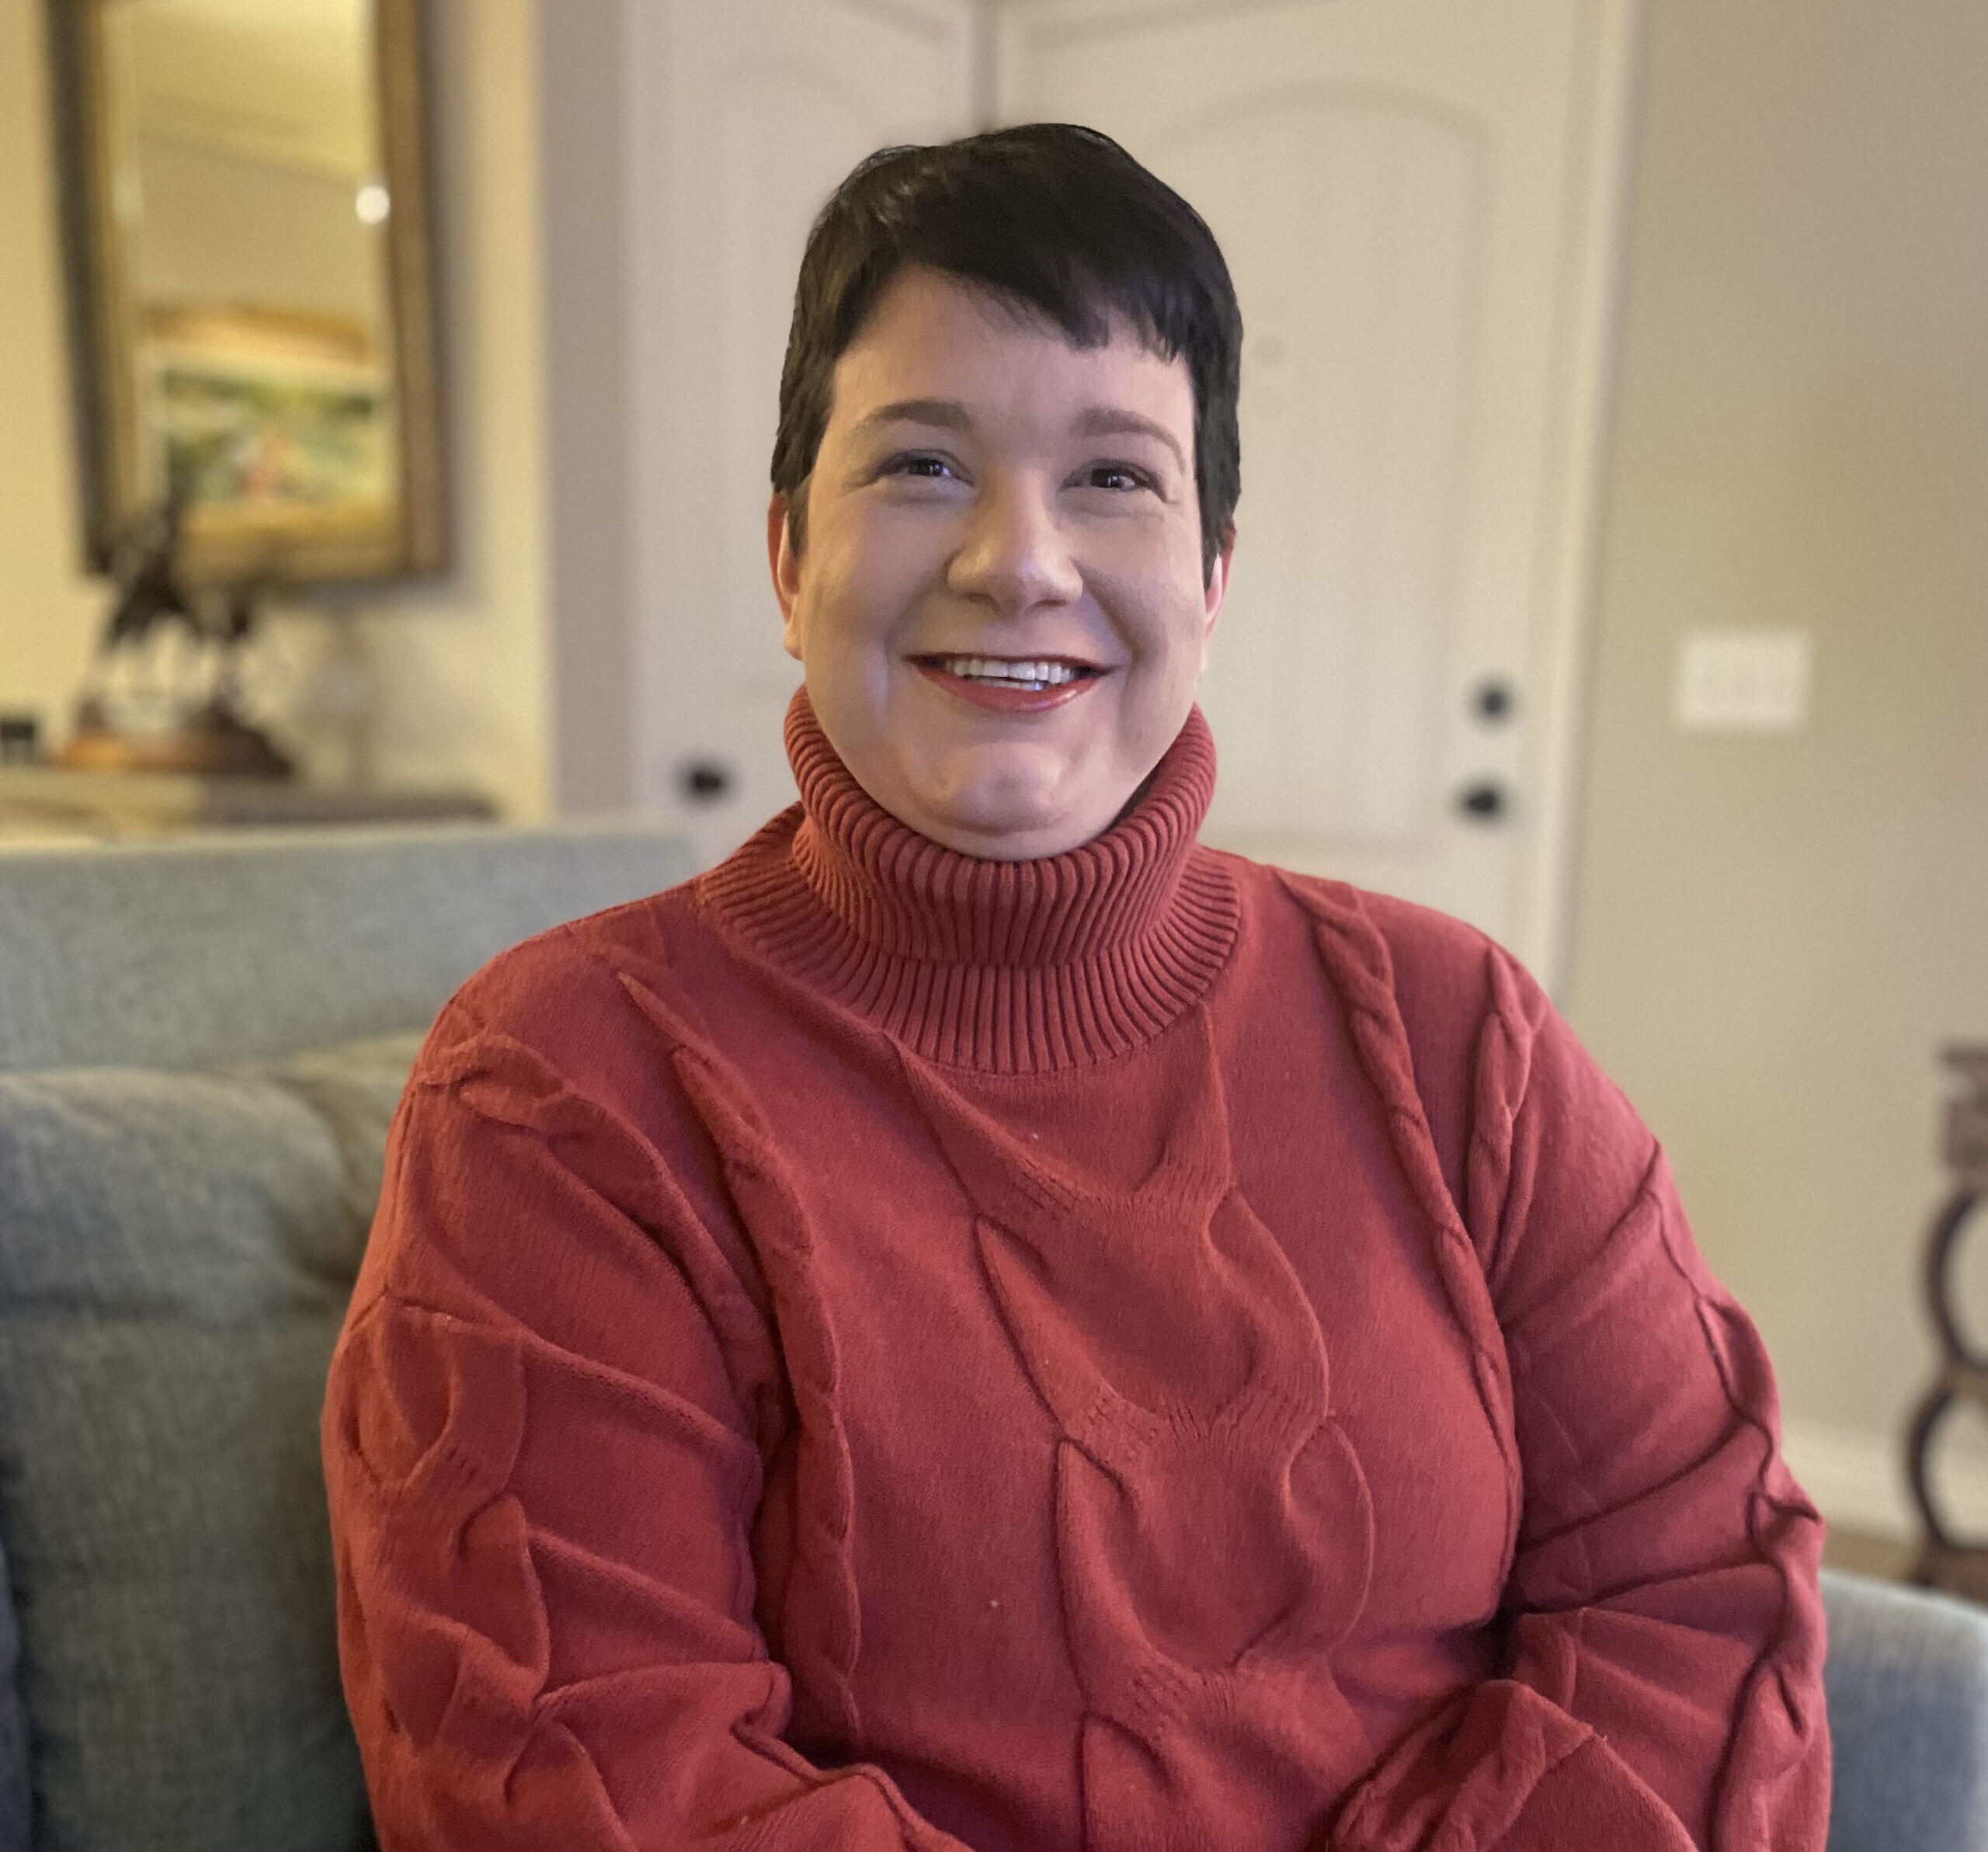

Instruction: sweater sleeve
[321,1015,971,1852]
[1331,945,1830,1852]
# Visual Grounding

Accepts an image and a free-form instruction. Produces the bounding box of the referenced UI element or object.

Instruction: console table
[0,766,495,839]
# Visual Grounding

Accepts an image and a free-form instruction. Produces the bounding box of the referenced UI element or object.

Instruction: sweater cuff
[1331,1680,1696,1852]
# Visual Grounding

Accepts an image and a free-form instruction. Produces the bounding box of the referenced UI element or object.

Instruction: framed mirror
[45,0,445,587]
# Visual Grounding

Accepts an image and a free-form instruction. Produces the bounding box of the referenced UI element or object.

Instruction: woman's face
[768,265,1229,860]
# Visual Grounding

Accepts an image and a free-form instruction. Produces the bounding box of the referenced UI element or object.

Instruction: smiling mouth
[911,654,1103,693]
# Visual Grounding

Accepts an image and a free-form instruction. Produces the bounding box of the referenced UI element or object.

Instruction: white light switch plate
[1673,629,1814,732]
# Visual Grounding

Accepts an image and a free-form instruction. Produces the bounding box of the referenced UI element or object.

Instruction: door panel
[996,0,1636,979]
[1167,94,1483,851]
[623,0,977,863]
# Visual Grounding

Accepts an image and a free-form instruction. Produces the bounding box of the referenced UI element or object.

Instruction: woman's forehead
[827,265,1194,442]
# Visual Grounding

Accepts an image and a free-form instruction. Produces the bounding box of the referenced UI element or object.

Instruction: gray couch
[0,823,690,1850]
[0,823,1981,1851]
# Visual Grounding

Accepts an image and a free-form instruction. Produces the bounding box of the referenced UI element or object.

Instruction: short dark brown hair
[771,123,1242,582]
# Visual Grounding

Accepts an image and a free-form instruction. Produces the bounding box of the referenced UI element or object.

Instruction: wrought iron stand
[1909,1047,1988,1599]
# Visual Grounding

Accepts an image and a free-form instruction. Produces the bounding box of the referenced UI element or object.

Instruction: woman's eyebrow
[1071,408,1187,473]
[850,398,973,440]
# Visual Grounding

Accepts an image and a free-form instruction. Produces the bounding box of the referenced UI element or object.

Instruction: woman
[324,126,1829,1850]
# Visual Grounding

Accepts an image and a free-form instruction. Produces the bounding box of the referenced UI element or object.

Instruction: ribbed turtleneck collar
[697,692,1239,1074]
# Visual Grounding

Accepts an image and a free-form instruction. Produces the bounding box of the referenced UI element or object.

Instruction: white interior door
[623,0,978,865]
[996,0,1636,985]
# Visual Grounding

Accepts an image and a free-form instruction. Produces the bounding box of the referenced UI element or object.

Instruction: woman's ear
[767,494,804,659]
[1200,530,1234,669]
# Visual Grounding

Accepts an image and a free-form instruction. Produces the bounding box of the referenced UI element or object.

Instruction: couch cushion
[0,1031,422,1852]
[1822,1567,1988,1852]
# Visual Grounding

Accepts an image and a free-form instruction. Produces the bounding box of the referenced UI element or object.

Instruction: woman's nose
[947,479,1083,613]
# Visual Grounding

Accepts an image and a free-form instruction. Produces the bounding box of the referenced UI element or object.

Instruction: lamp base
[57,700,292,779]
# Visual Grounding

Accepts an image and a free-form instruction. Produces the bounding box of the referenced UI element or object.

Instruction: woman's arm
[1329,936,1829,1852]
[321,1018,971,1852]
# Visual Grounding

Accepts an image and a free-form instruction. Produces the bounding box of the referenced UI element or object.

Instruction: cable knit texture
[324,695,1830,1851]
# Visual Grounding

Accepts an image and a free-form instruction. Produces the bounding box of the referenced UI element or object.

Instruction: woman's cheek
[852,506,959,610]
[1085,567,1180,658]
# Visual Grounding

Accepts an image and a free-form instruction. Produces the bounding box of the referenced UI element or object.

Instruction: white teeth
[931,655,1085,687]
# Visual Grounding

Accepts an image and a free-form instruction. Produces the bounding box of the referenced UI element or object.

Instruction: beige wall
[0,0,551,822]
[1566,0,1988,1481]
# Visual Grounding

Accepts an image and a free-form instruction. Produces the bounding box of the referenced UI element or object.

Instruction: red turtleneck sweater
[323,701,1828,1852]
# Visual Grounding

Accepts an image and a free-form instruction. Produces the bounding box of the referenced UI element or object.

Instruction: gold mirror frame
[45,0,446,586]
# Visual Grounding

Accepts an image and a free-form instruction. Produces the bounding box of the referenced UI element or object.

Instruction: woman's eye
[1082,464,1154,493]
[888,453,957,481]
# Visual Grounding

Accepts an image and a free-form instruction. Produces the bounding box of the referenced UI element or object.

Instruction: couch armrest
[1823,1565,1988,1852]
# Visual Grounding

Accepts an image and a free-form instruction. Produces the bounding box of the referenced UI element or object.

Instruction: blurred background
[2,0,1985,1569]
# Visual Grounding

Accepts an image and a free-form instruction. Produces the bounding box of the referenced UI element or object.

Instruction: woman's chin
[898,755,1119,860]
